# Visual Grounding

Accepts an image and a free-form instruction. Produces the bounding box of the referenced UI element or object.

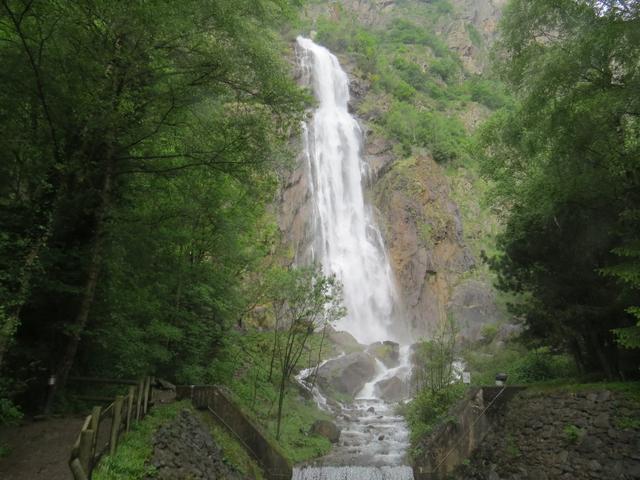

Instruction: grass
[463,342,578,387]
[92,400,188,480]
[527,380,640,403]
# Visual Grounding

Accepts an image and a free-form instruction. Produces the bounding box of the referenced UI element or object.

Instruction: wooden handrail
[68,376,138,385]
[68,376,154,480]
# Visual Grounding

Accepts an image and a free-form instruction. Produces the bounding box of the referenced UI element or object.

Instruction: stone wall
[146,409,244,480]
[177,385,292,480]
[456,388,640,480]
[413,386,525,480]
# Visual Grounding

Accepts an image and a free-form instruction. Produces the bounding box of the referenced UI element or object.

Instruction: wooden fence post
[90,406,101,458]
[126,386,135,431]
[79,429,93,474]
[109,395,124,455]
[143,376,150,416]
[70,458,89,480]
[136,379,144,421]
[149,376,155,408]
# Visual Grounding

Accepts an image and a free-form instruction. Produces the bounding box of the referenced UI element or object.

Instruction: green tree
[481,0,640,376]
[0,0,305,411]
[267,266,345,439]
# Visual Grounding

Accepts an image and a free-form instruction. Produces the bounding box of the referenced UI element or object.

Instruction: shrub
[464,345,578,385]
[405,383,466,455]
[0,397,22,426]
[480,323,499,344]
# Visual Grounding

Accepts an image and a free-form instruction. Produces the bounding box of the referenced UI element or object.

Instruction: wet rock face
[146,409,243,480]
[374,155,475,337]
[447,0,506,73]
[375,375,408,402]
[311,419,341,443]
[278,146,315,265]
[316,352,377,397]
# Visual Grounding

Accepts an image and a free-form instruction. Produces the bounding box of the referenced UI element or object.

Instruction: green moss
[92,401,189,480]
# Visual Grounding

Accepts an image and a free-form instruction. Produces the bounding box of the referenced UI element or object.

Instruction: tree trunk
[268,308,280,382]
[590,332,615,380]
[43,155,114,414]
[275,374,286,440]
[569,337,585,375]
[311,322,328,389]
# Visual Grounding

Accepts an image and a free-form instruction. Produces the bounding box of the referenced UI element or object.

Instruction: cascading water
[297,36,404,346]
[294,37,414,480]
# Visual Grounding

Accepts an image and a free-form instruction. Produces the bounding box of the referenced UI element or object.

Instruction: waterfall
[294,37,414,480]
[297,36,403,346]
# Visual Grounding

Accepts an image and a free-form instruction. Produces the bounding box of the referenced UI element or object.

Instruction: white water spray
[297,36,402,346]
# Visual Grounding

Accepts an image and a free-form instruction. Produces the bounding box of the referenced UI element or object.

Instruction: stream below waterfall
[293,36,415,480]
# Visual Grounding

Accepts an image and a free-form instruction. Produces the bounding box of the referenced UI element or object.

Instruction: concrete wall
[177,385,292,480]
[413,386,525,480]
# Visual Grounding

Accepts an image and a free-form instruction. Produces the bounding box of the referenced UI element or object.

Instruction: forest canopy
[0,0,306,411]
[481,0,640,377]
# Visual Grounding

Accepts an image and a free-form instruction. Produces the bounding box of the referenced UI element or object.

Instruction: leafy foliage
[464,344,578,386]
[0,0,306,410]
[404,383,466,458]
[481,0,640,376]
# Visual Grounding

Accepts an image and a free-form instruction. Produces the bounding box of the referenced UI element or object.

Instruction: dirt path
[0,416,84,480]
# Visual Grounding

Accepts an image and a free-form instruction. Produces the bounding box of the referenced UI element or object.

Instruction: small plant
[505,434,520,457]
[615,416,640,430]
[480,324,498,344]
[0,398,23,426]
[0,442,11,459]
[563,424,582,444]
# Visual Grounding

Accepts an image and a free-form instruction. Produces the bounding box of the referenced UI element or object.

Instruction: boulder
[311,420,341,443]
[366,341,400,368]
[375,375,407,402]
[316,352,377,397]
[326,326,364,353]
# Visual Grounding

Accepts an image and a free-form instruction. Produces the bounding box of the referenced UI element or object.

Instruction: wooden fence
[68,376,153,480]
